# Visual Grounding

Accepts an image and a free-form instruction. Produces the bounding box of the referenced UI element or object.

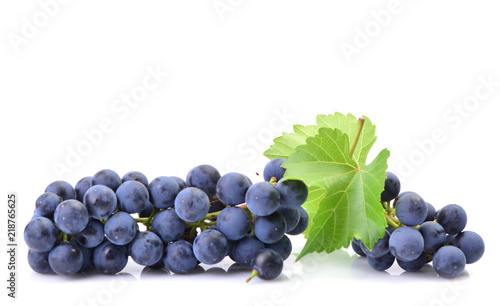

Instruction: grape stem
[348,117,365,159]
[246,269,259,283]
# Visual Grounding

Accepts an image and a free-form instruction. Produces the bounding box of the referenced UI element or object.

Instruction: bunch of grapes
[24,159,309,282]
[351,172,485,278]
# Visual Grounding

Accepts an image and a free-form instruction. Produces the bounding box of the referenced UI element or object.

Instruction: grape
[418,221,446,253]
[397,251,427,272]
[28,250,53,274]
[265,235,292,260]
[395,193,427,226]
[54,200,89,235]
[24,217,59,252]
[231,235,265,267]
[367,252,395,271]
[451,231,485,264]
[247,249,283,282]
[436,204,467,235]
[287,207,309,235]
[116,180,149,213]
[216,207,251,241]
[394,191,416,204]
[83,185,118,220]
[92,169,122,191]
[432,246,466,278]
[76,244,93,271]
[388,227,424,261]
[122,171,149,187]
[351,238,366,257]
[48,242,83,276]
[216,172,252,205]
[380,171,401,202]
[129,231,164,266]
[425,202,437,222]
[275,179,308,209]
[254,211,286,244]
[174,187,210,223]
[164,240,198,274]
[360,230,390,258]
[445,234,456,244]
[45,180,76,200]
[93,240,128,274]
[75,218,105,248]
[245,182,280,216]
[139,201,154,218]
[277,206,300,232]
[148,176,180,209]
[263,158,286,182]
[208,196,226,213]
[170,176,187,190]
[151,209,185,243]
[104,211,138,245]
[186,164,221,198]
[193,229,228,264]
[75,176,92,202]
[35,192,62,219]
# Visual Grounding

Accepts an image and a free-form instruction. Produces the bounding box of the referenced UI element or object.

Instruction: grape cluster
[25,159,309,282]
[352,172,485,278]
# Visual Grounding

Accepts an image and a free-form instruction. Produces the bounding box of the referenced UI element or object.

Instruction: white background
[1,1,499,305]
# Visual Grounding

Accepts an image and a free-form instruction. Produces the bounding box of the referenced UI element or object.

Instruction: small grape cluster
[24,159,309,282]
[351,172,485,278]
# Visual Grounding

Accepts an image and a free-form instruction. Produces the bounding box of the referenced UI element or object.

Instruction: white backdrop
[1,1,498,306]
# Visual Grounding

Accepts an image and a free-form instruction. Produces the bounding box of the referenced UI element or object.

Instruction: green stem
[63,233,68,242]
[348,117,365,159]
[205,210,223,220]
[246,269,259,283]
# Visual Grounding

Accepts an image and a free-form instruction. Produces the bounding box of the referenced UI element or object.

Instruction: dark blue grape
[445,234,456,244]
[395,193,427,226]
[116,180,149,213]
[432,246,466,278]
[83,185,118,220]
[122,171,149,187]
[275,179,308,209]
[287,207,309,235]
[246,182,280,216]
[93,240,128,274]
[436,204,467,235]
[24,217,59,252]
[28,250,53,274]
[351,238,366,257]
[451,231,485,264]
[164,240,198,274]
[35,192,62,219]
[54,200,89,235]
[263,158,286,182]
[418,221,446,253]
[45,180,76,200]
[208,197,226,213]
[193,229,228,264]
[380,171,401,202]
[170,176,187,191]
[247,248,283,282]
[360,230,391,258]
[139,201,154,218]
[174,187,210,223]
[129,231,164,266]
[265,235,292,261]
[75,176,92,202]
[48,242,83,276]
[277,207,300,232]
[216,207,250,241]
[148,176,180,209]
[216,172,252,205]
[367,252,395,271]
[104,212,138,245]
[231,235,265,267]
[75,218,105,248]
[77,244,93,271]
[151,209,185,243]
[397,252,427,272]
[389,227,424,261]
[92,169,122,192]
[186,164,221,198]
[254,211,286,244]
[425,202,437,221]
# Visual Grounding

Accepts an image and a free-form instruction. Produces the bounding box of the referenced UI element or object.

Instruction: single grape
[277,207,300,232]
[351,238,366,257]
[92,169,122,192]
[186,164,221,198]
[216,172,252,205]
[75,176,93,202]
[139,201,154,218]
[360,230,391,258]
[245,182,280,216]
[265,235,292,261]
[83,185,118,220]
[389,227,424,261]
[148,176,180,209]
[367,252,395,271]
[275,179,308,209]
[397,252,427,272]
[151,209,186,243]
[432,246,466,278]
[104,211,138,245]
[174,187,210,223]
[193,229,228,264]
[231,235,265,267]
[35,192,62,219]
[246,249,283,282]
[286,207,309,235]
[45,180,76,201]
[93,240,128,274]
[76,244,93,271]
[129,231,164,266]
[216,207,251,241]
[170,176,187,191]
[394,191,416,205]
[436,204,467,235]
[164,240,198,274]
[380,171,401,202]
[254,211,287,244]
[451,231,485,264]
[425,202,437,222]
[395,193,428,226]
[75,218,105,248]
[122,171,149,187]
[48,242,83,276]
[263,158,286,182]
[116,180,149,213]
[418,221,446,253]
[54,199,89,235]
[28,250,53,274]
[24,217,59,252]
